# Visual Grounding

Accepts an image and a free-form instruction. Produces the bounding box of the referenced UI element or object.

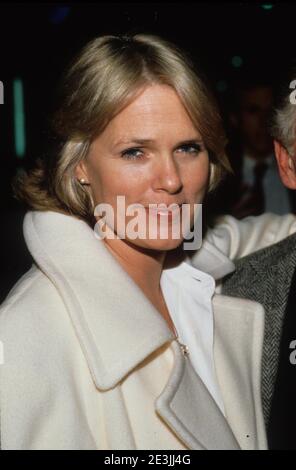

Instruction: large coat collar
[23,210,235,392]
[22,210,265,449]
[23,210,175,390]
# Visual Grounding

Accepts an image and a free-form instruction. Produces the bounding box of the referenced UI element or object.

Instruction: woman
[0,33,268,450]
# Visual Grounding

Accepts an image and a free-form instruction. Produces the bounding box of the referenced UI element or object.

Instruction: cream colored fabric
[0,210,288,449]
[206,213,296,261]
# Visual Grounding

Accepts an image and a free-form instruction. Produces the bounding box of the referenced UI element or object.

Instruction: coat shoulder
[0,263,65,334]
[0,263,78,377]
[0,265,98,450]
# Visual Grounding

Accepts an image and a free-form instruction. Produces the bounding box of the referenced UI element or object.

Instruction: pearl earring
[79,178,87,184]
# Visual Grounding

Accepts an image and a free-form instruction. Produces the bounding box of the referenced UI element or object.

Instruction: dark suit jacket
[222,233,296,428]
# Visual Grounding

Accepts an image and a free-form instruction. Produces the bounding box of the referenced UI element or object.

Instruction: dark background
[0,1,296,302]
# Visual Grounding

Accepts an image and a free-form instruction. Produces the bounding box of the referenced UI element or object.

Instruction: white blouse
[160,258,226,416]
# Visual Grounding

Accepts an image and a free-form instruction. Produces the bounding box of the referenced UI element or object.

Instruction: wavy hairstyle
[13,33,231,227]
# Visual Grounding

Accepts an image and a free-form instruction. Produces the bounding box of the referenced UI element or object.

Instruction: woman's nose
[152,154,183,194]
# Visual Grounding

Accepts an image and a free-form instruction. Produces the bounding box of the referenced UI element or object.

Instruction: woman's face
[75,83,210,251]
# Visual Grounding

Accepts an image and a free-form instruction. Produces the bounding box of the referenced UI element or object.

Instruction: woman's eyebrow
[113,138,154,148]
[112,137,204,149]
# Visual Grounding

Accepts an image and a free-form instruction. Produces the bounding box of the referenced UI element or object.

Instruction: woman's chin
[127,236,184,252]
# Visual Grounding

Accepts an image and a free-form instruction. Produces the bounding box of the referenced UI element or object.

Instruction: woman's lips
[144,204,182,217]
[127,203,184,218]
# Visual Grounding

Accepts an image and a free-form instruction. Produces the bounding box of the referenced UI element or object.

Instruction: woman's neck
[103,236,166,297]
[102,236,187,333]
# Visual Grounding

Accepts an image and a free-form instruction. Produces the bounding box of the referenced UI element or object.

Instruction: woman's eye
[177,143,202,155]
[120,143,203,160]
[120,148,144,160]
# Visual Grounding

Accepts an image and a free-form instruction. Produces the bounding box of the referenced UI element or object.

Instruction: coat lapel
[212,294,267,450]
[155,294,267,450]
[155,341,240,450]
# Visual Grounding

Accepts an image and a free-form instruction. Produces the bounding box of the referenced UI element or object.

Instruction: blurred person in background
[223,74,296,449]
[209,78,295,218]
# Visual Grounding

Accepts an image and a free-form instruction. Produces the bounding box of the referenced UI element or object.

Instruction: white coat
[1,210,296,450]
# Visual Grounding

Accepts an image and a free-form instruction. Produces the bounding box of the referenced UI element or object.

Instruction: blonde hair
[13,33,231,227]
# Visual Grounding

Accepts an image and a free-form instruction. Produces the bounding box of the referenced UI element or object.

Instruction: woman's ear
[274,139,296,189]
[74,161,89,183]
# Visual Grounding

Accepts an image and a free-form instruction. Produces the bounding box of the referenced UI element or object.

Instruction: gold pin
[178,340,189,357]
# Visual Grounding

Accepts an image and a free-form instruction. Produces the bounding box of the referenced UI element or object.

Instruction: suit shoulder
[235,231,296,271]
[223,233,296,298]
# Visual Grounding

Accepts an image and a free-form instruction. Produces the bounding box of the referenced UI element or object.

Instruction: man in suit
[222,79,296,449]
